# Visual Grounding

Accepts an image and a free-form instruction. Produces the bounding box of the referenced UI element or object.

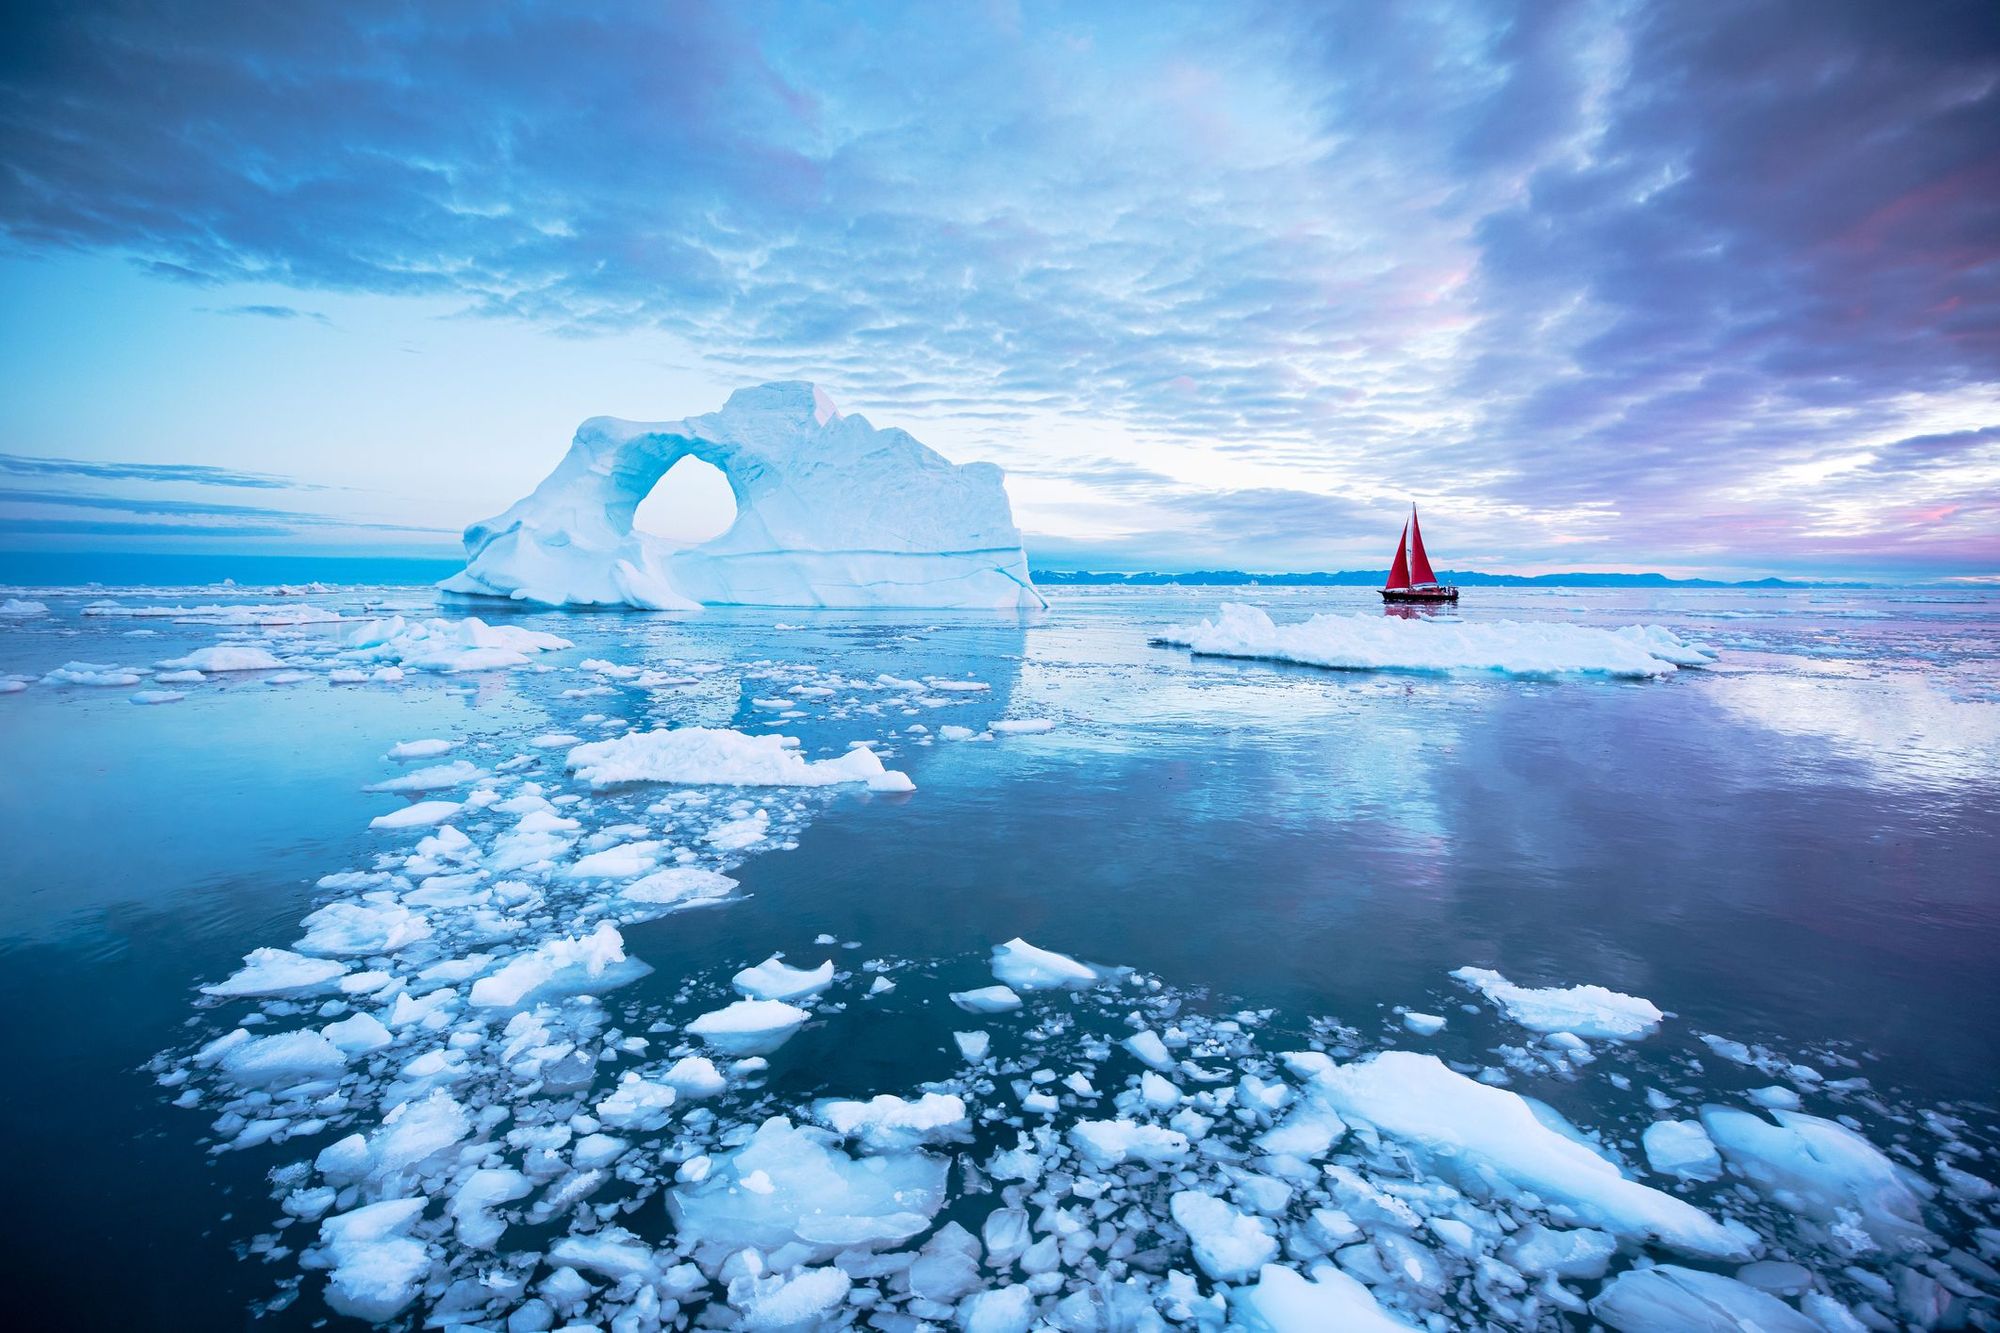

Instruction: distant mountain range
[1030,568,1869,589]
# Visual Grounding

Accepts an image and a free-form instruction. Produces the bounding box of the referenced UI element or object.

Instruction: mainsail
[1385,520,1412,590]
[1408,506,1438,586]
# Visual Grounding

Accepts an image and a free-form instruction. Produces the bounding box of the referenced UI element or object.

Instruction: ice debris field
[3,587,1997,1332]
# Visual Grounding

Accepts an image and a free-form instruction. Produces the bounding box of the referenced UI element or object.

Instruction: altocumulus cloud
[0,0,1995,574]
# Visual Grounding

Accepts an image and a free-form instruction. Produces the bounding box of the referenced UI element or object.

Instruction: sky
[1,0,1996,581]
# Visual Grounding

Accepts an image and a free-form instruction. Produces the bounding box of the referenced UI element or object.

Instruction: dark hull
[1380,586,1459,603]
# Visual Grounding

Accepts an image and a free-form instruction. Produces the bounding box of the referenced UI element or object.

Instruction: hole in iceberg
[632,455,735,546]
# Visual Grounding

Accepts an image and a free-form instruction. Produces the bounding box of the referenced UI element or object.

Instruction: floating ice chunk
[154,669,204,683]
[1230,1263,1419,1331]
[218,1028,348,1086]
[957,1284,1035,1333]
[468,922,643,1008]
[1643,1119,1724,1181]
[1072,1120,1191,1168]
[1699,1106,1935,1254]
[1502,1224,1617,1279]
[317,1198,430,1321]
[1402,1011,1447,1035]
[41,661,146,686]
[686,999,810,1055]
[1748,1084,1802,1110]
[668,1115,949,1253]
[296,899,432,957]
[340,614,571,673]
[1295,1051,1749,1259]
[1592,1265,1819,1331]
[595,1071,679,1131]
[387,738,454,761]
[364,761,485,793]
[447,1167,531,1250]
[1170,1190,1278,1281]
[129,689,184,704]
[705,811,770,849]
[1450,966,1664,1040]
[988,718,1055,734]
[156,645,286,672]
[816,1093,969,1150]
[564,839,663,880]
[950,985,1022,1014]
[1124,1029,1175,1071]
[369,800,463,830]
[441,382,1044,610]
[990,937,1098,990]
[322,1012,394,1055]
[0,598,48,616]
[733,1265,852,1328]
[733,955,835,1001]
[1255,1106,1346,1158]
[955,1031,991,1062]
[202,947,347,997]
[1159,603,1716,677]
[662,1055,727,1098]
[623,866,738,908]
[318,1090,470,1185]
[566,725,912,790]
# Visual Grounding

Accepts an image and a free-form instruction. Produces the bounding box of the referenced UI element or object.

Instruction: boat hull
[1380,586,1459,603]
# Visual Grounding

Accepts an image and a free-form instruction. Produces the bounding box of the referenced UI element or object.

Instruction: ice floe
[685,999,810,1055]
[989,936,1099,989]
[1157,602,1718,678]
[1295,1050,1751,1259]
[566,725,912,791]
[1452,965,1665,1040]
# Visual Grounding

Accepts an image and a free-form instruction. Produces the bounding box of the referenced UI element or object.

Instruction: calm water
[0,582,1994,1328]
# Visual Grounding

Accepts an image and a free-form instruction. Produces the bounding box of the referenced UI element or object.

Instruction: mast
[1385,520,1412,590]
[1408,505,1438,587]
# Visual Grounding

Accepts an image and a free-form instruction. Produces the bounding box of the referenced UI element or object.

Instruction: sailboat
[1380,505,1459,603]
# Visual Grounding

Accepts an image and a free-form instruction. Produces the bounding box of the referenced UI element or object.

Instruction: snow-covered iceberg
[441,381,1045,610]
[1156,602,1716,678]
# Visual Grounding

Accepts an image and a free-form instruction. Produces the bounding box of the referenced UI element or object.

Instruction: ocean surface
[0,580,1994,1330]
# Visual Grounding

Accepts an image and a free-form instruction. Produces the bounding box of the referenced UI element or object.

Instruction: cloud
[0,0,1993,573]
[0,453,327,490]
[0,486,448,533]
[203,303,331,325]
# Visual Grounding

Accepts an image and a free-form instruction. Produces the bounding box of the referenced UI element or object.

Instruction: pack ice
[440,381,1045,610]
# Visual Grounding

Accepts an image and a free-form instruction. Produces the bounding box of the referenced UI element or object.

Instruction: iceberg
[441,381,1045,610]
[1156,602,1716,678]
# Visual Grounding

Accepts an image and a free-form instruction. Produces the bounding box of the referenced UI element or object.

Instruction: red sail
[1408,506,1439,586]
[1385,520,1412,589]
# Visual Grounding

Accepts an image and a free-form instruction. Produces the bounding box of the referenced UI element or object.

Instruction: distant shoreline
[1,549,1982,591]
[1032,568,1875,589]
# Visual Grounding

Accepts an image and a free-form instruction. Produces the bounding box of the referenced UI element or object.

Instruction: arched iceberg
[440,382,1045,610]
